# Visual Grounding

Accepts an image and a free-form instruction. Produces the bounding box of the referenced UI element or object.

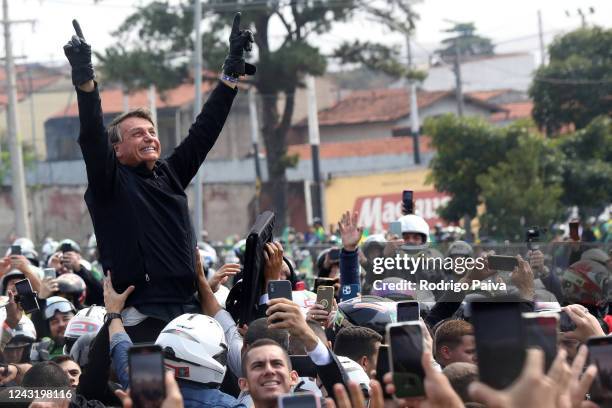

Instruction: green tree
[424,114,517,223]
[437,22,495,60]
[477,132,564,240]
[529,27,612,134]
[556,115,612,215]
[98,0,419,230]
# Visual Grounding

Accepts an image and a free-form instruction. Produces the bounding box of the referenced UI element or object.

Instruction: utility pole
[193,0,203,241]
[306,75,323,224]
[2,0,34,238]
[453,39,464,117]
[406,34,421,165]
[248,87,262,215]
[148,84,157,132]
[537,10,546,66]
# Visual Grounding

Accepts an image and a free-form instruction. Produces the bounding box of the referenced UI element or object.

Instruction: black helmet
[335,295,394,337]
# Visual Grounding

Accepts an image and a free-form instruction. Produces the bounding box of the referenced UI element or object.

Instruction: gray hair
[107,108,155,144]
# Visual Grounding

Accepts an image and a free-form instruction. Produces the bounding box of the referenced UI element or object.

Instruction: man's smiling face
[114,116,160,170]
[239,344,298,406]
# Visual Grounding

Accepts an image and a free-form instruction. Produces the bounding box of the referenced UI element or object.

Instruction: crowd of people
[0,11,609,408]
[0,206,610,407]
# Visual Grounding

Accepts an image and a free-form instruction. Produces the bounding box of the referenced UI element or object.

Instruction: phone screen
[472,301,525,389]
[397,301,420,322]
[10,245,21,256]
[279,392,319,408]
[388,323,425,398]
[268,280,293,301]
[375,345,392,399]
[44,268,57,280]
[129,345,166,408]
[587,336,612,403]
[524,314,558,371]
[402,190,414,214]
[15,279,39,314]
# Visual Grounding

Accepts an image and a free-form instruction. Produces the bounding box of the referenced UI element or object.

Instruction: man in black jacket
[63,15,255,342]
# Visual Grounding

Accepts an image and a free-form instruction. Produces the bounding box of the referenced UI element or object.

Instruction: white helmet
[64,305,106,354]
[41,240,59,261]
[11,238,35,253]
[155,314,228,386]
[64,306,106,341]
[9,316,37,343]
[398,214,429,243]
[338,356,370,392]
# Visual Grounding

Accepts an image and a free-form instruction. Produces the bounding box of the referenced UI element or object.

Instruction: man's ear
[113,143,121,157]
[359,355,369,371]
[290,370,299,386]
[439,345,451,359]
[238,377,249,392]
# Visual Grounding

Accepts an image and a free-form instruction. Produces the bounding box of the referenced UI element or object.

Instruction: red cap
[295,281,306,291]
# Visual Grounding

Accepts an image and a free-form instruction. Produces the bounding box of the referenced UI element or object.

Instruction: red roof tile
[467,89,512,102]
[490,101,533,122]
[286,136,433,160]
[309,89,450,127]
[53,81,220,117]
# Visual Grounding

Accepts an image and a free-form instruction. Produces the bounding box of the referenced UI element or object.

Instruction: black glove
[63,19,95,86]
[223,12,256,78]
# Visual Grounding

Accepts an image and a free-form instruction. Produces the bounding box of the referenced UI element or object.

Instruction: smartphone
[128,344,166,408]
[397,301,420,322]
[268,280,293,301]
[587,336,612,404]
[389,221,402,237]
[523,312,558,371]
[569,221,580,241]
[289,355,318,378]
[43,268,57,280]
[278,392,320,408]
[316,286,334,313]
[340,283,360,302]
[402,190,414,214]
[387,322,425,398]
[559,310,577,333]
[375,345,392,399]
[472,300,526,389]
[14,279,40,314]
[60,243,73,253]
[314,277,336,292]
[10,245,21,256]
[487,255,519,272]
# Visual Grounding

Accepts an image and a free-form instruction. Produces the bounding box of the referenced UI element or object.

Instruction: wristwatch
[104,313,123,324]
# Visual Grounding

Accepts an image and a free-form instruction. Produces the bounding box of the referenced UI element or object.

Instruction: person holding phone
[104,275,241,408]
[64,14,255,342]
[30,296,77,361]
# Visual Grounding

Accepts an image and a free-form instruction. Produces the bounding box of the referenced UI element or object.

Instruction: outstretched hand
[103,272,134,314]
[223,12,256,77]
[63,19,94,87]
[338,210,363,252]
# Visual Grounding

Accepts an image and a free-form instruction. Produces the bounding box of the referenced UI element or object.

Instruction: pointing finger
[231,12,241,36]
[72,19,85,40]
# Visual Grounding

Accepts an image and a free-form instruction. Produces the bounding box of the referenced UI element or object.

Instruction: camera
[525,226,546,251]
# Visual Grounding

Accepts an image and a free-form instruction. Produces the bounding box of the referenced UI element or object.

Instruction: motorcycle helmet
[155,314,228,386]
[63,305,106,354]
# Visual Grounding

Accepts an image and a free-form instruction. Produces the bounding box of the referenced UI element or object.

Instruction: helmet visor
[44,299,76,319]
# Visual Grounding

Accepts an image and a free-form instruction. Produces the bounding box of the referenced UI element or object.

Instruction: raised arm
[166,12,255,188]
[64,20,116,197]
